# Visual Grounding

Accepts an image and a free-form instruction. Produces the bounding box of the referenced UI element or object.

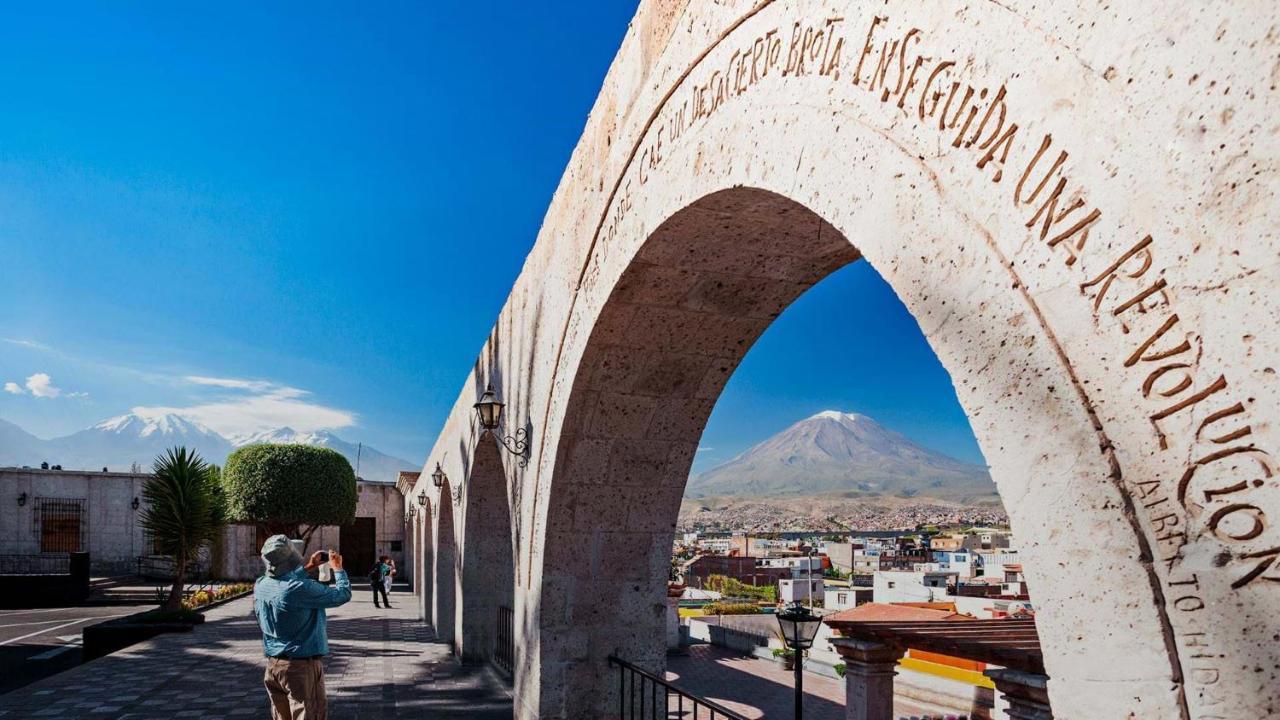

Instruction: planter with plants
[772,647,796,670]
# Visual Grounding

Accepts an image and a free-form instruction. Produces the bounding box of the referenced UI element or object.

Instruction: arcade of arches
[402,1,1280,718]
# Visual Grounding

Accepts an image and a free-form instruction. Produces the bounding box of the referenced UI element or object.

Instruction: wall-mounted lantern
[132,497,140,511]
[473,383,531,467]
[417,489,428,507]
[431,463,446,489]
[17,492,27,507]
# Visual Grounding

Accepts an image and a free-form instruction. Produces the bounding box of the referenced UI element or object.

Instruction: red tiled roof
[824,602,974,623]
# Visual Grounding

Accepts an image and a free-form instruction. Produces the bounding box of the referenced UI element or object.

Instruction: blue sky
[0,2,985,470]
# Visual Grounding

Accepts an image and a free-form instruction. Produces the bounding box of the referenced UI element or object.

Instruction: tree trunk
[299,524,320,551]
[164,551,186,612]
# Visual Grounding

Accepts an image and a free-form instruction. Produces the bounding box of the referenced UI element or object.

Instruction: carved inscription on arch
[845,15,1277,595]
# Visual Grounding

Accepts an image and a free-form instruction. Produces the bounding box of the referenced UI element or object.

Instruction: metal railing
[136,555,209,581]
[0,553,72,575]
[608,656,748,720]
[494,605,514,674]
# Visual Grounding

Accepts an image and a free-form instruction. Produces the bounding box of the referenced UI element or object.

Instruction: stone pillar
[830,638,905,720]
[665,594,681,653]
[984,668,1054,720]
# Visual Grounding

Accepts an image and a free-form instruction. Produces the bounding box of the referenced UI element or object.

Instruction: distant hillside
[0,413,416,484]
[687,410,997,504]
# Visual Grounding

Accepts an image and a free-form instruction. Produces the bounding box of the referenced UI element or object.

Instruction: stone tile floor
[0,588,512,719]
[667,644,943,720]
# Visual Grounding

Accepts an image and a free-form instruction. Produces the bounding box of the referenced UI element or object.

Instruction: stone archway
[417,498,433,624]
[404,2,1280,718]
[433,481,458,647]
[458,438,517,665]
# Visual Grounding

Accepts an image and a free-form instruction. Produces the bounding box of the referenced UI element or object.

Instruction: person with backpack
[369,556,391,608]
[382,557,396,598]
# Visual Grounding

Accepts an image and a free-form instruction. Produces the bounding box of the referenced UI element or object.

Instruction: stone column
[830,638,905,720]
[984,668,1054,720]
[665,594,681,653]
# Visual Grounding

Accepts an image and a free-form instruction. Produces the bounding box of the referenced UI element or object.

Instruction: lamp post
[473,383,531,466]
[776,601,822,719]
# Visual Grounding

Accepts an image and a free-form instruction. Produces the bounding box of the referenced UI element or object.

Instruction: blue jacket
[254,566,351,658]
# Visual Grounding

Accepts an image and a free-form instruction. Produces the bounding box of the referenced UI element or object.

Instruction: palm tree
[141,447,226,611]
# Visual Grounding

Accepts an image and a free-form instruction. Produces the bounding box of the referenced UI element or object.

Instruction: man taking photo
[254,535,352,719]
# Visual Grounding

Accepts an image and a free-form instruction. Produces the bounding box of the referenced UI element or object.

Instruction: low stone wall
[0,552,91,608]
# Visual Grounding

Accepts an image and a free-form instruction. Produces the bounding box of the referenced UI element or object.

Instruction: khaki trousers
[264,656,327,720]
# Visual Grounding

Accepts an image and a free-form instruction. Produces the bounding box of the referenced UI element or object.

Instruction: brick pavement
[0,586,512,719]
[667,644,947,720]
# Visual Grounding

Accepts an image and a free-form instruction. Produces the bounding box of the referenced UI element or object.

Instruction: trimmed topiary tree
[222,444,357,546]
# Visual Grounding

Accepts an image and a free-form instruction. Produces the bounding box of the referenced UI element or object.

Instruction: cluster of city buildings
[673,527,1033,717]
[676,527,1029,617]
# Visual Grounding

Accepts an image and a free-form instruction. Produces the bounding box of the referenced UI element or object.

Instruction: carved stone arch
[414,2,1280,718]
[416,496,433,624]
[457,436,518,665]
[433,476,458,647]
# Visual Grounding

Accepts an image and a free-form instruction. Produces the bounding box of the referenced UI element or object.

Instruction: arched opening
[535,188,858,714]
[529,185,1177,717]
[417,498,433,624]
[433,480,458,646]
[458,438,517,666]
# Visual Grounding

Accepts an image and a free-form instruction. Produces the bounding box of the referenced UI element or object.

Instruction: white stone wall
[0,468,151,575]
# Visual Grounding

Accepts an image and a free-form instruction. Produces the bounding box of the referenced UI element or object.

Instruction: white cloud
[697,446,714,453]
[3,382,23,395]
[184,375,277,393]
[2,338,52,351]
[25,373,61,398]
[133,377,355,438]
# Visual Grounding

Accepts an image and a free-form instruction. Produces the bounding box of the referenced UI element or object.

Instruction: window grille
[35,498,87,553]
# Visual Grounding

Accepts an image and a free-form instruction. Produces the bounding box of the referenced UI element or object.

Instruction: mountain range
[0,413,416,484]
[686,410,997,504]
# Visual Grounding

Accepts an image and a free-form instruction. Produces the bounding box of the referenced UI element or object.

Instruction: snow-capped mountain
[232,427,413,484]
[686,410,997,504]
[42,413,234,472]
[0,413,416,483]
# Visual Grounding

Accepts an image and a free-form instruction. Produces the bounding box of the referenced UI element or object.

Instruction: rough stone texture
[405,2,1280,718]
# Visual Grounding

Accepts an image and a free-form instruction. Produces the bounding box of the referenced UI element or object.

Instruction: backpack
[369,564,383,583]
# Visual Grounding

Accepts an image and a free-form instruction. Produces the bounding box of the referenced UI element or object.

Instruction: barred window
[36,498,86,553]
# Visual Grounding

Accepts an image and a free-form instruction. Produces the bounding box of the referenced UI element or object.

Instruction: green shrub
[222,444,357,544]
[704,574,777,602]
[834,662,846,677]
[702,602,762,615]
[772,647,795,659]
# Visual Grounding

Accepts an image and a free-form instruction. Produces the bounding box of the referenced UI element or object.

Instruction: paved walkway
[0,587,512,719]
[667,644,945,720]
